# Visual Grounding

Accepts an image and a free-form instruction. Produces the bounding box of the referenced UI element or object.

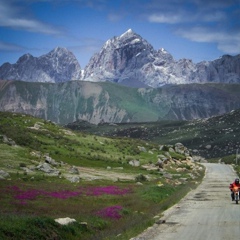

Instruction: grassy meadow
[0,111,204,239]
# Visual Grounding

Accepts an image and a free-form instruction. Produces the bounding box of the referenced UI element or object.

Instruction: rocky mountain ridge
[0,47,81,83]
[0,29,239,87]
[0,80,240,125]
[83,29,240,87]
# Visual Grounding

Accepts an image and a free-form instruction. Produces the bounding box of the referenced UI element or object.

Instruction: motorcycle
[233,186,240,204]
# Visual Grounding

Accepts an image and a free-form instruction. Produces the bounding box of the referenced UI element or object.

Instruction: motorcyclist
[229,178,240,201]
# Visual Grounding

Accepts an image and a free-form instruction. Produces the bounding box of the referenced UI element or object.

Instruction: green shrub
[135,174,147,182]
[19,163,27,168]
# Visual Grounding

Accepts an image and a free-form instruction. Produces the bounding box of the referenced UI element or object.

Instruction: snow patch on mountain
[0,29,239,87]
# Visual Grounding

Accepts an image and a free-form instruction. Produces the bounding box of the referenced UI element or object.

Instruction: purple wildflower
[4,185,132,204]
[96,205,123,219]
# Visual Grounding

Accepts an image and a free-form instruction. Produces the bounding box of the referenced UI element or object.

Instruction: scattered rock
[62,129,75,136]
[138,146,146,152]
[1,135,16,146]
[0,170,10,179]
[45,155,58,166]
[169,147,175,152]
[175,142,189,156]
[30,151,42,158]
[156,159,163,168]
[205,145,212,149]
[55,217,76,225]
[65,176,80,183]
[129,160,140,167]
[36,163,59,176]
[69,166,79,174]
[141,164,159,171]
[163,173,173,179]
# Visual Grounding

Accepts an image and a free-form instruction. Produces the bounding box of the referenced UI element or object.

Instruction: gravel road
[132,163,239,240]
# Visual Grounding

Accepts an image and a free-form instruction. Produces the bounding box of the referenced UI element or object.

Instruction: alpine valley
[1,29,240,240]
[0,29,240,124]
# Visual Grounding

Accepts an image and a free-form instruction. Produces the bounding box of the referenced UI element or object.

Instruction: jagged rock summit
[82,29,175,87]
[0,47,81,83]
[82,29,240,87]
[0,29,239,87]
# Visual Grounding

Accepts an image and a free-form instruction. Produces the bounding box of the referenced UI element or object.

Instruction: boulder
[156,159,163,168]
[55,217,76,225]
[129,160,140,167]
[169,147,175,152]
[45,155,58,166]
[175,142,190,156]
[164,152,172,159]
[36,163,59,175]
[0,170,10,179]
[69,166,79,174]
[66,176,80,183]
[157,154,169,162]
[2,135,16,146]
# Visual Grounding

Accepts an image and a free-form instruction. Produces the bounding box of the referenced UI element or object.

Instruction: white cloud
[0,1,62,35]
[148,13,186,24]
[147,9,226,24]
[176,26,240,54]
[143,0,240,55]
[0,41,24,51]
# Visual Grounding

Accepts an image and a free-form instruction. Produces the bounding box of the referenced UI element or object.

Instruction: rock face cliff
[0,47,81,83]
[82,29,240,87]
[0,30,239,87]
[1,80,240,125]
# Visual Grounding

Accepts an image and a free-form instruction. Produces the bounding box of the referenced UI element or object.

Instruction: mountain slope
[68,109,240,159]
[0,47,81,83]
[1,80,240,125]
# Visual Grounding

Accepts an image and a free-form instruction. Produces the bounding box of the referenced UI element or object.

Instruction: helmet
[235,178,239,184]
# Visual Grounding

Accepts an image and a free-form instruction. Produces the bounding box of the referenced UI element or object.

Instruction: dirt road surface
[132,163,240,240]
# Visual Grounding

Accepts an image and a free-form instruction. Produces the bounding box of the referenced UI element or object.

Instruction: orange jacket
[229,182,240,191]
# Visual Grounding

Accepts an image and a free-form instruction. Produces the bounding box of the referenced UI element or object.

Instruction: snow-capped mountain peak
[82,29,240,87]
[0,29,239,87]
[119,28,134,38]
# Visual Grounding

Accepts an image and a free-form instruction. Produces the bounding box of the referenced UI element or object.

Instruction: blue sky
[0,0,240,68]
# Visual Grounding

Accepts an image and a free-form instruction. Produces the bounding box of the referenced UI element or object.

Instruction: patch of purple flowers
[4,185,131,204]
[7,186,45,204]
[96,205,123,219]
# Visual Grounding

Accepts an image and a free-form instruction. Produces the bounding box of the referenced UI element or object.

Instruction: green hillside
[1,80,240,125]
[66,109,240,160]
[0,111,204,240]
